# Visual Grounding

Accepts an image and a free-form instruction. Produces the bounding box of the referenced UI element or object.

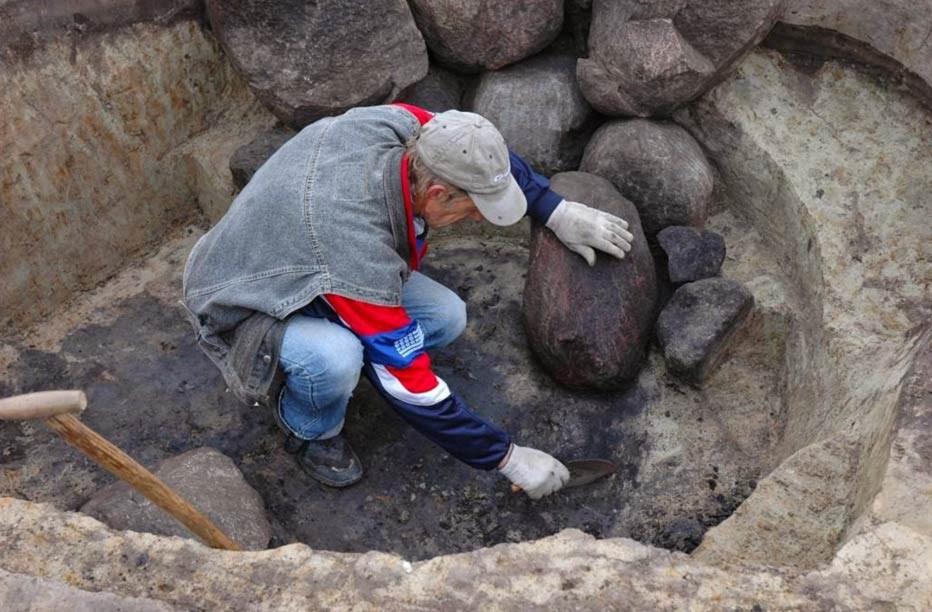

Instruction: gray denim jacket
[181,105,421,406]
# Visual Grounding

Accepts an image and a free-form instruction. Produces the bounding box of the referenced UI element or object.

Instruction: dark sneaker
[284,433,363,488]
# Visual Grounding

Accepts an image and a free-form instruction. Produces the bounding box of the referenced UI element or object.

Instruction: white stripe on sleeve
[371,364,451,406]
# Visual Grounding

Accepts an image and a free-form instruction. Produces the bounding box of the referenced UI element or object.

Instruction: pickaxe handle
[0,389,87,421]
[0,390,241,551]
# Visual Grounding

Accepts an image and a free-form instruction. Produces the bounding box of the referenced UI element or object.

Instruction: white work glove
[499,444,570,500]
[545,199,634,266]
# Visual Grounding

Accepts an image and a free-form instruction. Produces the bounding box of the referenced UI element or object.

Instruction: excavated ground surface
[0,225,780,560]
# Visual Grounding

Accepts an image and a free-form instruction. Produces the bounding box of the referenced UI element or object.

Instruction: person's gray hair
[405,135,467,204]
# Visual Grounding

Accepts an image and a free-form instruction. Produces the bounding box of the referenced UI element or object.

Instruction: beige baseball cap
[415,110,527,226]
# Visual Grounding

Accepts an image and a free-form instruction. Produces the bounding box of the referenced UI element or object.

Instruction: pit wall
[771,1,932,111]
[675,49,931,568]
[0,5,274,333]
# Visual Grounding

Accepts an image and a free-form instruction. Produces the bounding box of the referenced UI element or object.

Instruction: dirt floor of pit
[0,222,782,560]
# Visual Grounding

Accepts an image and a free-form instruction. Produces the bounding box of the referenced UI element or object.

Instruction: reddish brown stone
[524,171,658,390]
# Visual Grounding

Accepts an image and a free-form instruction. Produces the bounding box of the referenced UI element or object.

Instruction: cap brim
[469,176,527,226]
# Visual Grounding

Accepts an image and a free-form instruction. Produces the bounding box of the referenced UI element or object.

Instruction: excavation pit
[0,8,930,609]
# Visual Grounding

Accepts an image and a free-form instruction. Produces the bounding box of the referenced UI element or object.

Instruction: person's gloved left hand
[499,444,570,500]
[545,199,634,266]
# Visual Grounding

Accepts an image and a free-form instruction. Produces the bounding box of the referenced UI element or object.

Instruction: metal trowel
[510,458,617,493]
[563,458,617,488]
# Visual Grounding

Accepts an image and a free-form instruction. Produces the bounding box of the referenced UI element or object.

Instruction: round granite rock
[81,447,271,550]
[206,0,428,128]
[408,0,563,73]
[470,53,598,175]
[580,119,713,237]
[577,0,782,117]
[524,171,657,390]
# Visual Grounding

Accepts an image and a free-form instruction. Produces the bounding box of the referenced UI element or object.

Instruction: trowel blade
[564,459,616,489]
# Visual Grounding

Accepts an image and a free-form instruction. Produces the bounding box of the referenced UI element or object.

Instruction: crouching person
[181,103,632,498]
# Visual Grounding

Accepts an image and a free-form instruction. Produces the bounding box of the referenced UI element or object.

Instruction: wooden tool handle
[0,390,87,421]
[46,413,241,551]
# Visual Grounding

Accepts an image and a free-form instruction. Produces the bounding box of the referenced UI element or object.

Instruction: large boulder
[470,54,598,175]
[580,119,713,237]
[408,0,563,73]
[656,278,754,386]
[81,447,271,551]
[577,0,783,116]
[205,0,428,128]
[524,171,657,390]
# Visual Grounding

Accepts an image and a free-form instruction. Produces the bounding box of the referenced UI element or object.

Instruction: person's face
[417,184,484,228]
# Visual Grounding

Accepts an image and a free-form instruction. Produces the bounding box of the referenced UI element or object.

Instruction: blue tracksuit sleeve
[362,362,511,470]
[509,151,564,224]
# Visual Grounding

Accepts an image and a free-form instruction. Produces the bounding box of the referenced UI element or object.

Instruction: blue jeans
[277,271,467,440]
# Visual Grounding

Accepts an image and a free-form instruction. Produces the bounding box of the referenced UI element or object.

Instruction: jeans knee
[329,342,364,394]
[436,296,467,347]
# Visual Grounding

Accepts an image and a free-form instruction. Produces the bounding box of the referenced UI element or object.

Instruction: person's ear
[425,184,448,206]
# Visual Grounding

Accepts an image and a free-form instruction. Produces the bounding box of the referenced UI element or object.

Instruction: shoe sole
[298,458,364,488]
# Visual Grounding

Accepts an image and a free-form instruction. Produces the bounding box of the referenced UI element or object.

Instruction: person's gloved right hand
[545,199,634,266]
[498,444,570,499]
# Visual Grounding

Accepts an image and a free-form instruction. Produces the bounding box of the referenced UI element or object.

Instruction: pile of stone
[211,0,768,390]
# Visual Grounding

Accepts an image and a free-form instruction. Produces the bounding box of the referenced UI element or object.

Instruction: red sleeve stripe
[386,353,438,392]
[325,294,411,335]
[372,363,450,406]
[400,153,421,270]
[392,102,435,126]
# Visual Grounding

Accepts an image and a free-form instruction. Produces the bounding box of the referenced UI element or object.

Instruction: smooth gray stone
[581,119,713,237]
[471,53,598,175]
[396,64,466,112]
